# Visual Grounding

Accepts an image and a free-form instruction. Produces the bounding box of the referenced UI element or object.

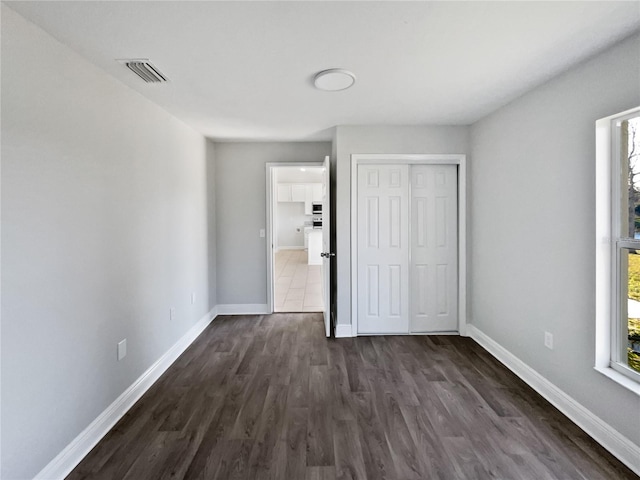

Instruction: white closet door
[357,165,409,334]
[410,165,458,333]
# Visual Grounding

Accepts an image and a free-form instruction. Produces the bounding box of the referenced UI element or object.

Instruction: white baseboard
[216,304,269,315]
[467,324,640,476]
[276,246,305,251]
[335,324,353,338]
[34,308,218,480]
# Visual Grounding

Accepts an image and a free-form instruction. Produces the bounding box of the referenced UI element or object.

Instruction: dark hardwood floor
[67,313,638,480]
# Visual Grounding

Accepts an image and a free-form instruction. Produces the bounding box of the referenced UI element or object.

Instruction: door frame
[350,154,467,336]
[265,162,324,314]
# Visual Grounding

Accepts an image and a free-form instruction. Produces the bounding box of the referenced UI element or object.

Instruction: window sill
[594,366,640,396]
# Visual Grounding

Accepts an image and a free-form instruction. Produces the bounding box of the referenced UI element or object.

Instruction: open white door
[321,155,333,337]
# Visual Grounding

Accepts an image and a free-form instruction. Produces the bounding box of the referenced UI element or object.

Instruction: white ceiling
[6,1,640,142]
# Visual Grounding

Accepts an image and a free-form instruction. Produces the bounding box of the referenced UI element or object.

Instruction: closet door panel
[357,165,410,334]
[411,165,458,333]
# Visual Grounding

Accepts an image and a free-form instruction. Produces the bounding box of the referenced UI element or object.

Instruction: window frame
[609,109,640,384]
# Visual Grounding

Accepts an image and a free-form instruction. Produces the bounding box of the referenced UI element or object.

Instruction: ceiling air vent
[121,59,168,83]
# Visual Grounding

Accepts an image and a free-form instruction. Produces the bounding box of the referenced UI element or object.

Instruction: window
[612,110,640,382]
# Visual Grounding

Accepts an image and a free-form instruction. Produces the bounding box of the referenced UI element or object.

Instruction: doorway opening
[267,164,326,313]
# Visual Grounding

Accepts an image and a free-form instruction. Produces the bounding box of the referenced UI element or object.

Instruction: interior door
[321,155,332,337]
[357,164,410,334]
[410,165,458,332]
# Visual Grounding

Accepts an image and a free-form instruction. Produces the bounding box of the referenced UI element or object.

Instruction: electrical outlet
[544,331,553,350]
[190,292,196,305]
[117,339,127,361]
[170,307,176,321]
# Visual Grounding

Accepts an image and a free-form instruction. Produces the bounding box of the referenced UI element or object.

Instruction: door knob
[320,252,336,258]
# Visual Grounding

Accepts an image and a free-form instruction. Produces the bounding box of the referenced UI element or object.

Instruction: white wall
[333,126,470,328]
[214,142,330,306]
[1,6,216,479]
[470,33,640,448]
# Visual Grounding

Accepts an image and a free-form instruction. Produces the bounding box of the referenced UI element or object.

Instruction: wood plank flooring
[67,314,638,480]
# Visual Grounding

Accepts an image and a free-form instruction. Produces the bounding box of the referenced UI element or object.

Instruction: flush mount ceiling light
[313,69,356,91]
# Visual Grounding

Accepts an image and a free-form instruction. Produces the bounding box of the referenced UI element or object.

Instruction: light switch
[117,339,127,361]
[259,229,265,238]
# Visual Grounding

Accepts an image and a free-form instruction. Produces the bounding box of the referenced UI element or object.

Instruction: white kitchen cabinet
[305,184,323,214]
[307,230,322,265]
[291,184,306,202]
[304,186,313,215]
[303,226,313,249]
[278,183,323,212]
[277,184,292,202]
[311,183,323,202]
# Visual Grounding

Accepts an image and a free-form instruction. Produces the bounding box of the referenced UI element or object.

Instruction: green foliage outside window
[626,254,640,372]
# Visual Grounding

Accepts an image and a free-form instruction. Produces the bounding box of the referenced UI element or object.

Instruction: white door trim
[350,154,467,337]
[265,162,323,313]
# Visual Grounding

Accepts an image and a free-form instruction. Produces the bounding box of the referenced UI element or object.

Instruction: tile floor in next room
[274,249,324,312]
